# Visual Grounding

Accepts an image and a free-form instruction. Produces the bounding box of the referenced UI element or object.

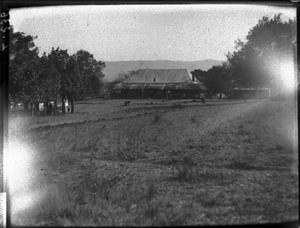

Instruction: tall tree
[72,50,106,99]
[64,55,82,113]
[227,14,296,96]
[86,75,103,97]
[48,47,70,114]
[9,28,106,116]
[37,53,61,115]
[191,64,232,98]
[9,28,40,114]
[48,48,106,113]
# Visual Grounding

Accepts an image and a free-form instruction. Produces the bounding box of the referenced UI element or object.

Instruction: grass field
[7,98,298,226]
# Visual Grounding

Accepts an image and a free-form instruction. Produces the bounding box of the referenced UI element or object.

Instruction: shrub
[173,156,199,183]
[145,182,157,202]
[152,111,162,124]
[194,191,224,207]
[190,115,198,124]
[171,103,184,109]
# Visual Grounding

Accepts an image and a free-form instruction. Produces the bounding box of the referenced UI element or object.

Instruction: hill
[102,59,223,82]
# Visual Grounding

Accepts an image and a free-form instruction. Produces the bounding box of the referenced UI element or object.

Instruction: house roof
[113,69,207,91]
[114,82,207,91]
[123,69,197,84]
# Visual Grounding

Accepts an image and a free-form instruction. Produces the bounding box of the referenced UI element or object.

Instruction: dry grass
[8,99,298,226]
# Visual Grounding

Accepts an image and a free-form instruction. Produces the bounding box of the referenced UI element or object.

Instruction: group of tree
[192,14,296,98]
[191,63,231,98]
[9,27,105,116]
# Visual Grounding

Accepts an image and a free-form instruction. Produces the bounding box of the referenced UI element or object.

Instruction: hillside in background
[102,59,223,81]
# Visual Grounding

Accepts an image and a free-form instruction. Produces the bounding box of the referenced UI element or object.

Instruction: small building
[231,87,271,100]
[111,69,207,99]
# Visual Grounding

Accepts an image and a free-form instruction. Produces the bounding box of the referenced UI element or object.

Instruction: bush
[190,115,198,124]
[171,103,184,109]
[152,111,162,124]
[173,156,199,183]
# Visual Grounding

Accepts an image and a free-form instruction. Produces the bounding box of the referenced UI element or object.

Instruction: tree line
[191,14,296,98]
[9,27,106,116]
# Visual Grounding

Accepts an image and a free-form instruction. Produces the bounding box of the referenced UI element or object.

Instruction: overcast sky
[10,4,296,62]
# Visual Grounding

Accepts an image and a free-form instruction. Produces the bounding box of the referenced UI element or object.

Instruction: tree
[72,50,105,98]
[9,28,106,116]
[191,64,232,98]
[48,47,70,114]
[64,55,82,113]
[207,64,232,98]
[226,43,265,88]
[48,48,106,113]
[64,50,105,112]
[86,75,103,97]
[36,53,61,115]
[227,14,296,96]
[9,28,40,115]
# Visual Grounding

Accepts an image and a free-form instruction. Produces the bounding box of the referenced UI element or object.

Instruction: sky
[10,4,296,62]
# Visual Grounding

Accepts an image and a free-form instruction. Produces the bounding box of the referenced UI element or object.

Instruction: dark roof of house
[114,83,207,91]
[123,69,196,84]
[114,69,207,91]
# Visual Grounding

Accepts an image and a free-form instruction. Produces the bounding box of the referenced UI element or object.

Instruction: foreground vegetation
[9,99,298,226]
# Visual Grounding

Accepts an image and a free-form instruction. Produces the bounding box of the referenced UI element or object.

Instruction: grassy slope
[9,100,298,226]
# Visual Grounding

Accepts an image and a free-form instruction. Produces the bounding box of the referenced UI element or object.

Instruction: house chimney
[192,75,195,82]
[154,77,156,82]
